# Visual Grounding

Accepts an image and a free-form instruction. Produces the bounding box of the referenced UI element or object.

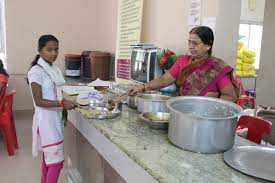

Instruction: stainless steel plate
[76,107,121,119]
[138,112,169,130]
[223,146,275,181]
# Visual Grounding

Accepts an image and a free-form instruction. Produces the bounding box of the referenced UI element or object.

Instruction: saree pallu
[176,56,236,96]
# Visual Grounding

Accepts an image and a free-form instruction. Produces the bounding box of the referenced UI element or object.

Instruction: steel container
[138,112,170,130]
[127,90,161,109]
[137,94,172,113]
[167,96,243,153]
[127,95,138,108]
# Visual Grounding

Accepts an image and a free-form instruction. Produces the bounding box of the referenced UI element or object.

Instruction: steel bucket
[137,94,171,113]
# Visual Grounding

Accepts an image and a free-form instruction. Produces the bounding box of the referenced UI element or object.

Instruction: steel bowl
[138,112,170,130]
[137,93,171,113]
[167,96,243,153]
[127,90,161,108]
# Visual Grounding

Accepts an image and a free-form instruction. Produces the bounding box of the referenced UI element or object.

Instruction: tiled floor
[0,110,67,183]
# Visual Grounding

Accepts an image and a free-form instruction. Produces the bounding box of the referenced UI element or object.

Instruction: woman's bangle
[58,100,64,107]
[142,84,146,92]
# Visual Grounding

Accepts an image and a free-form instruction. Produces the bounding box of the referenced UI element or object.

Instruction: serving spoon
[106,93,128,111]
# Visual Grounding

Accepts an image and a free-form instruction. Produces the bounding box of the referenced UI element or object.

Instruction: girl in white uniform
[27,35,76,183]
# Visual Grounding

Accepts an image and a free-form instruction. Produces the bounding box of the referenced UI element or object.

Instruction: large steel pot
[137,94,171,113]
[167,96,243,153]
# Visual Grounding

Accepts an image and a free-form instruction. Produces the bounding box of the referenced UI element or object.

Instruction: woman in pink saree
[128,26,238,102]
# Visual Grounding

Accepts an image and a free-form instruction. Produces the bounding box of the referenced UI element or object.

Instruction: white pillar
[256,0,275,106]
[213,0,241,67]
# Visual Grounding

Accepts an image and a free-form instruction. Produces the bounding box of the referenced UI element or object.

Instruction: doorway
[236,0,265,97]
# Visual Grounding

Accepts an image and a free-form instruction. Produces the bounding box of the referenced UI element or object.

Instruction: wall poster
[115,0,144,82]
[188,0,201,26]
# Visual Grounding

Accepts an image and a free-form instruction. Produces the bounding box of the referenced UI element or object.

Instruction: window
[0,0,6,67]
[239,23,263,69]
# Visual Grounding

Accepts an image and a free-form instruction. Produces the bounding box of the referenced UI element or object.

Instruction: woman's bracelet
[58,100,64,107]
[142,83,147,92]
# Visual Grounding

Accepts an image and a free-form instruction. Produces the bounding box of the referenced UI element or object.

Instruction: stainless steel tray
[138,112,169,130]
[76,107,121,119]
[223,146,275,182]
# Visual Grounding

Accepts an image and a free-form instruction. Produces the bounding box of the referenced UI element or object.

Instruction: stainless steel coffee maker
[130,47,162,83]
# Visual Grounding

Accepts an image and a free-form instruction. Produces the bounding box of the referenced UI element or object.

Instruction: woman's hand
[206,92,220,98]
[127,84,145,96]
[127,72,176,96]
[63,99,77,110]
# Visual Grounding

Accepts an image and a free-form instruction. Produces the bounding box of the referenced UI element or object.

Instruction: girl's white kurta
[28,65,64,166]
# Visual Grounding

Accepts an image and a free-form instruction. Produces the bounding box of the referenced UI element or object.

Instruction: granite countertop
[64,92,268,183]
[63,77,267,183]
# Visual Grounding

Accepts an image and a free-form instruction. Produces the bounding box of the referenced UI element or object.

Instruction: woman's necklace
[191,54,210,63]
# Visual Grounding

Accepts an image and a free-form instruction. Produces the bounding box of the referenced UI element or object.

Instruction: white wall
[240,0,265,22]
[141,0,241,66]
[142,0,219,54]
[6,0,118,110]
[7,0,242,110]
[141,0,191,55]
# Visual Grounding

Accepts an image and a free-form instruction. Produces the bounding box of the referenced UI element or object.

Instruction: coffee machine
[130,47,162,83]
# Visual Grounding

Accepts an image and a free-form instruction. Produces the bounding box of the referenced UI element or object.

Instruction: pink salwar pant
[41,153,64,183]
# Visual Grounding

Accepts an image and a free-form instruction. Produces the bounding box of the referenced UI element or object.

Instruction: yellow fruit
[237,50,243,58]
[243,49,256,58]
[243,70,256,76]
[238,42,244,50]
[241,55,250,63]
[237,58,243,64]
[235,70,243,76]
[235,63,242,70]
[248,58,255,63]
[243,57,255,64]
[241,63,255,71]
[242,70,249,76]
[247,70,256,76]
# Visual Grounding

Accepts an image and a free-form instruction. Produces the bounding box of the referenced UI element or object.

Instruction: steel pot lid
[224,146,275,182]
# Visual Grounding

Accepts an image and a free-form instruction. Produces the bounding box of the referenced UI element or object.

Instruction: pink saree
[173,55,236,96]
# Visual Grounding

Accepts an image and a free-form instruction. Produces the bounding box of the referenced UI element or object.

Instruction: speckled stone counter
[66,97,269,183]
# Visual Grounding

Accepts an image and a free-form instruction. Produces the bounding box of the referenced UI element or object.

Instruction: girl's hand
[127,84,145,96]
[63,99,77,110]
